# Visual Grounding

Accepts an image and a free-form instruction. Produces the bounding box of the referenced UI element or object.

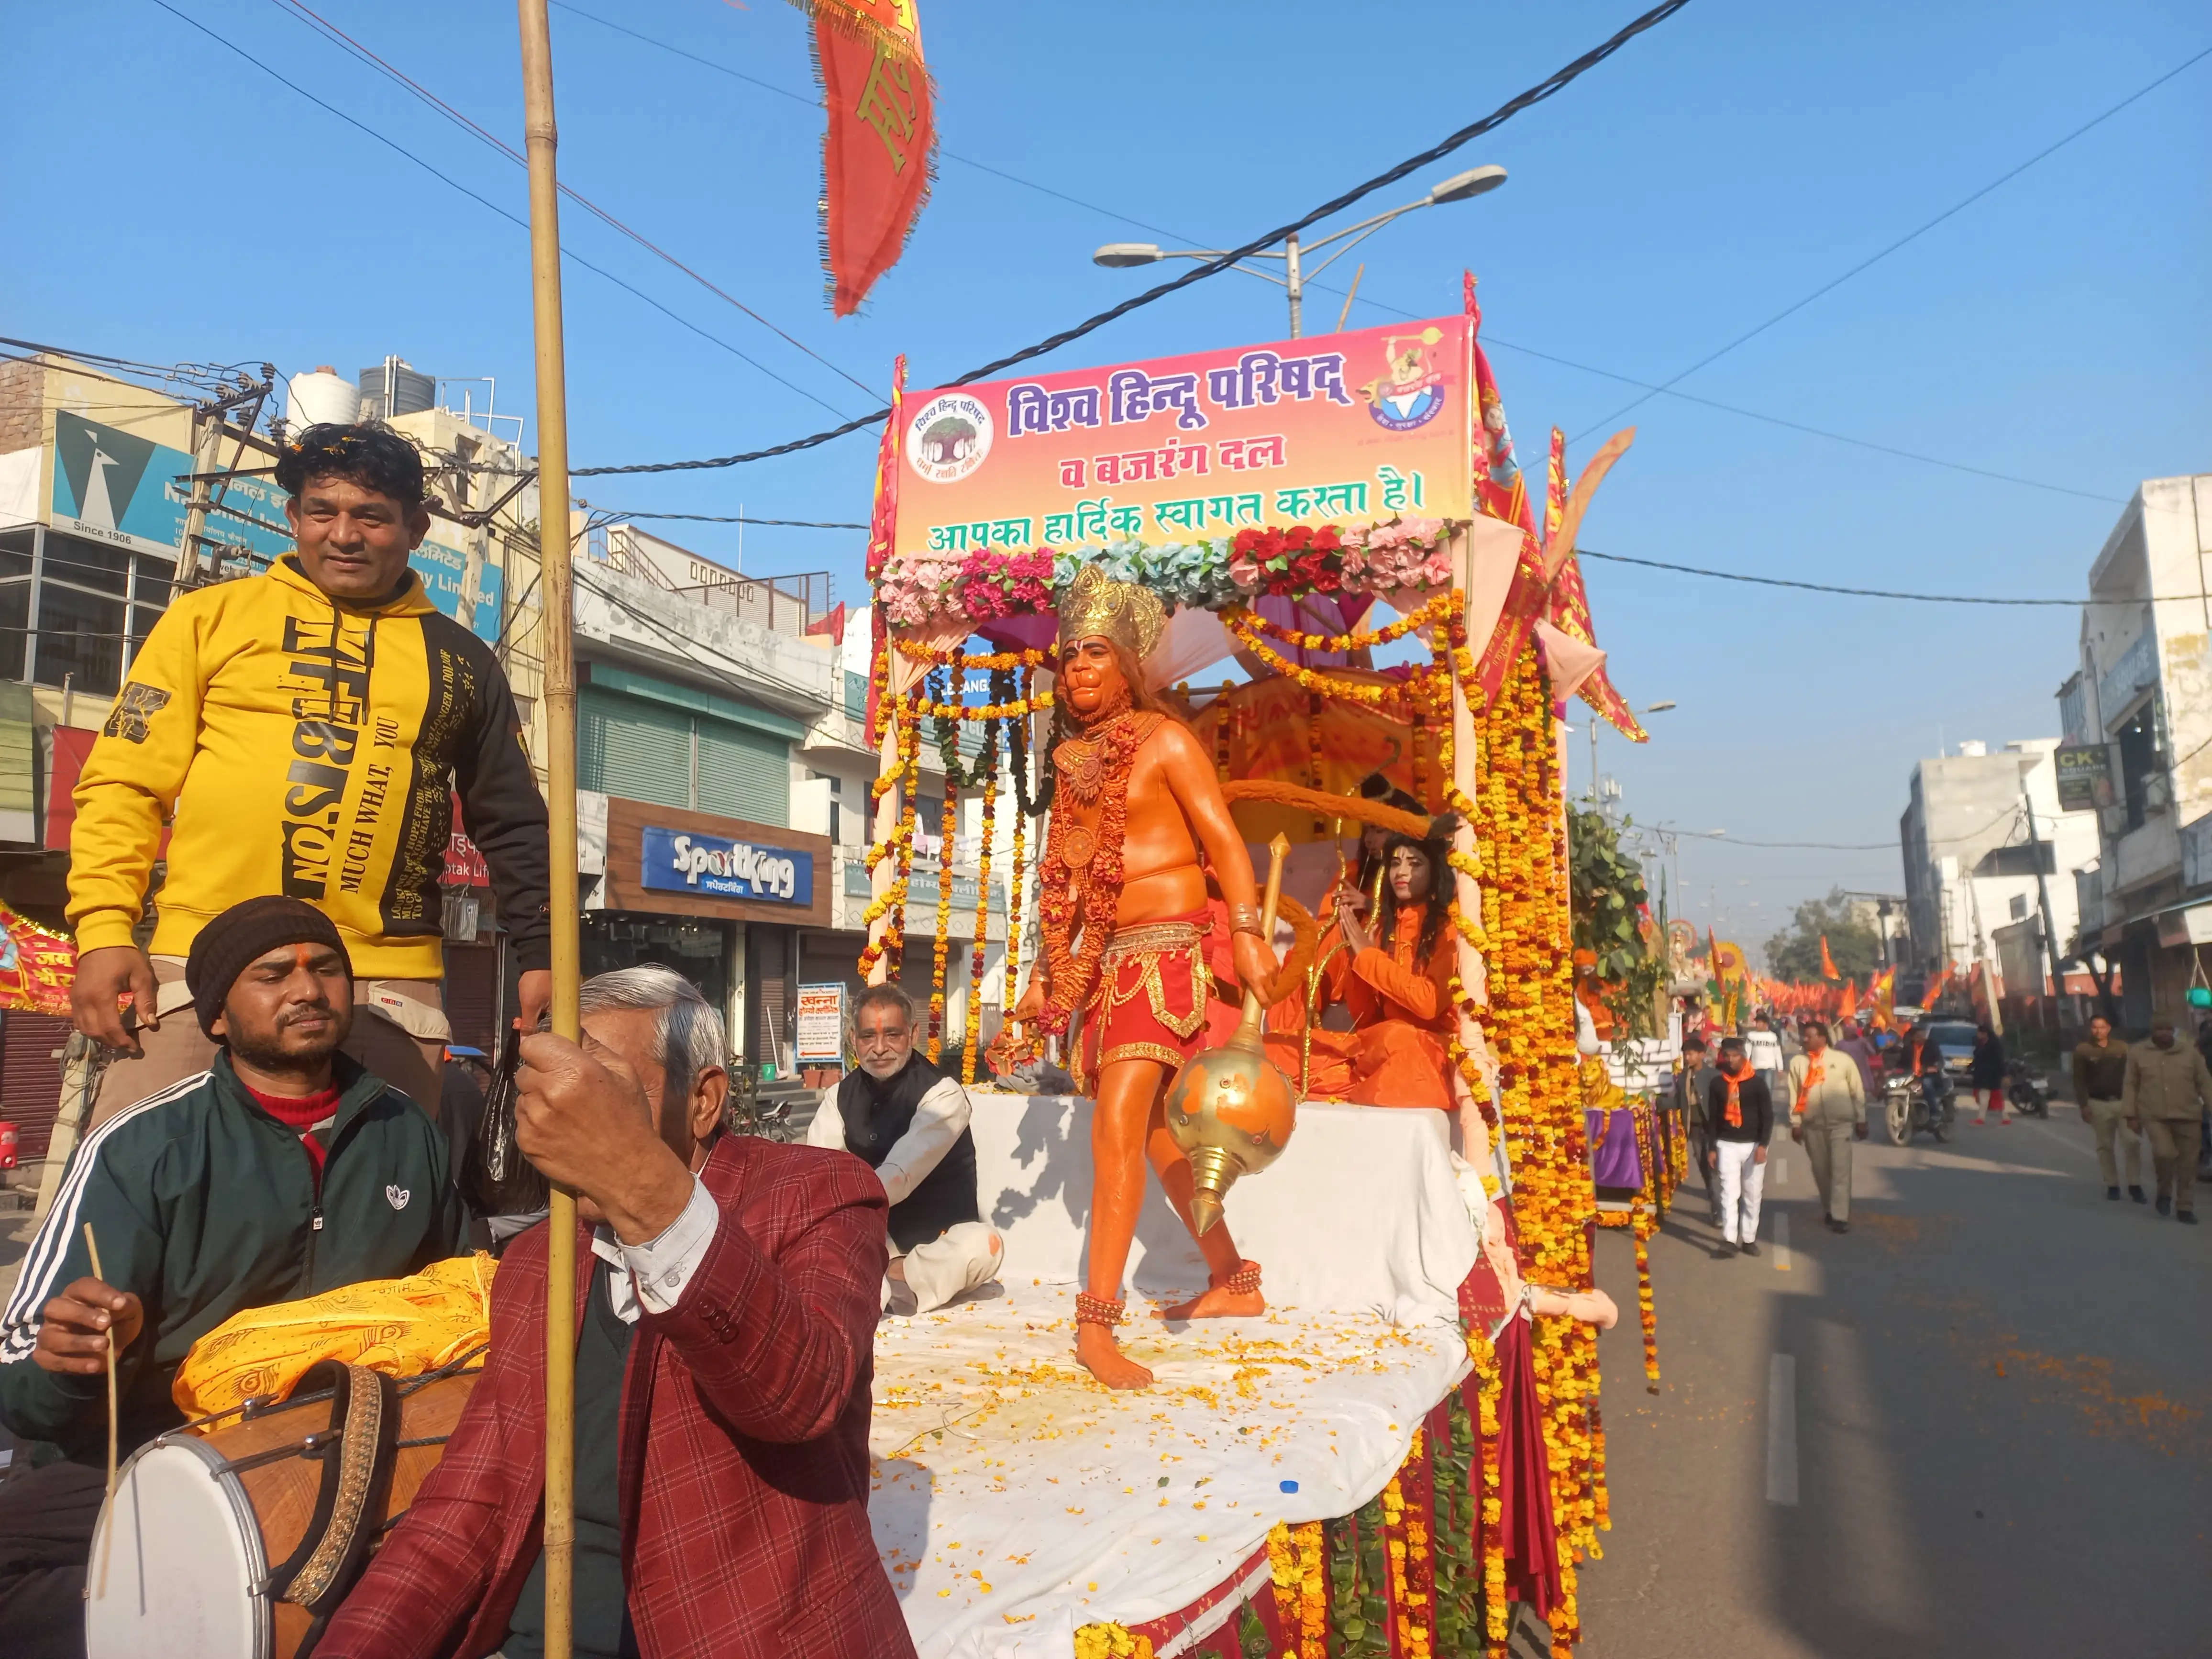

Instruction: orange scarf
[1723,1067,1747,1128]
[1800,1051,1826,1107]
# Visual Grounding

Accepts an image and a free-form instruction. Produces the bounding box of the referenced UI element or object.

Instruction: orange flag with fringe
[810,0,933,316]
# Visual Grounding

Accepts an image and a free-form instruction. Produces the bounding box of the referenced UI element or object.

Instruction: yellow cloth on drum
[172,1251,498,1418]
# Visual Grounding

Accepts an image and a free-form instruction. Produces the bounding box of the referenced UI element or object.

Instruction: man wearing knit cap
[0,896,465,1659]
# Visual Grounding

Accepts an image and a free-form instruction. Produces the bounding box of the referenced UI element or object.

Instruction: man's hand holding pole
[513,1032,693,1248]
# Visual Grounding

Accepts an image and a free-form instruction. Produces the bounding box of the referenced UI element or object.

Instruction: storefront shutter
[1,1011,73,1164]
[696,719,790,828]
[579,687,692,811]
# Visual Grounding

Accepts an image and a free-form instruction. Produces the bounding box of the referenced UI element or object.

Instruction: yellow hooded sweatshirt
[67,556,551,979]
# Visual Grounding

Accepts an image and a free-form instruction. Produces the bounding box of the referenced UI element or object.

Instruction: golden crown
[1055,564,1166,660]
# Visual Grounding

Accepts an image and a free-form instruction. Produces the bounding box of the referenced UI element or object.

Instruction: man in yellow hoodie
[67,422,551,1124]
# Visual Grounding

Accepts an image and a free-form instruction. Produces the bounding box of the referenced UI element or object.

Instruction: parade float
[853,279,1654,1659]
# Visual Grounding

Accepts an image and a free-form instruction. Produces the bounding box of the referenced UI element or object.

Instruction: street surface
[1578,1104,2212,1658]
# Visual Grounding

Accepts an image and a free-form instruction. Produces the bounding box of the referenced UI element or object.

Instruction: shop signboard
[47,411,504,639]
[2053,744,2111,813]
[641,826,814,905]
[794,982,846,1065]
[892,316,1474,557]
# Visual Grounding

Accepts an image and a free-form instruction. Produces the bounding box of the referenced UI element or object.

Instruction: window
[2116,698,2164,831]
[577,683,793,826]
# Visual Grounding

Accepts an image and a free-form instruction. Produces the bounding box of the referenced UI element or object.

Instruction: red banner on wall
[1,902,75,1016]
[813,0,933,317]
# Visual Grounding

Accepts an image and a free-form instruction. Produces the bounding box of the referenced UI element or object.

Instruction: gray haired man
[807,984,1003,1314]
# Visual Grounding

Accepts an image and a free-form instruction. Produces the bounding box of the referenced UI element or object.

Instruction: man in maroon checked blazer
[319,966,916,1659]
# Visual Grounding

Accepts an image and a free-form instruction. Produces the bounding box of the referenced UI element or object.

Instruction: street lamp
[1091,165,1507,338]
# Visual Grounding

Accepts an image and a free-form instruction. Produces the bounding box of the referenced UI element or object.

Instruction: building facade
[1899,738,2098,1009]
[2059,473,2212,1027]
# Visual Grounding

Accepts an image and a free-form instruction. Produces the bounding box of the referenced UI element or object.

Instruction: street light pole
[1093,165,1505,339]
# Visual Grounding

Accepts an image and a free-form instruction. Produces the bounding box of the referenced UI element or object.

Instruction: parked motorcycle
[2005,1062,2052,1119]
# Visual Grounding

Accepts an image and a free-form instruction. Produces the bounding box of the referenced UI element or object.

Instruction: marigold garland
[892,639,1052,672]
[1233,588,1457,653]
[1071,1622,1152,1659]
[856,690,923,982]
[1267,1519,1328,1659]
[926,779,960,1059]
[963,726,999,1084]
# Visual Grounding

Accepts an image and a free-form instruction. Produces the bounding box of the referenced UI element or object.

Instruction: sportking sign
[640,827,813,905]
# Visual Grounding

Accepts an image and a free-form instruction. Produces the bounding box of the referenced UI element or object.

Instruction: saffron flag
[1819,935,1840,981]
[811,0,933,316]
[1540,423,1648,744]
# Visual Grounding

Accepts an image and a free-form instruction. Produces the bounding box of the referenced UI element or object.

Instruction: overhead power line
[552,5,2124,511]
[578,505,866,528]
[571,0,1696,477]
[142,0,854,419]
[1572,40,2212,439]
[266,0,877,406]
[1579,547,2095,606]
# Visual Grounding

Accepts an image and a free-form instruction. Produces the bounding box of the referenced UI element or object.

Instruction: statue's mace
[1165,834,1297,1233]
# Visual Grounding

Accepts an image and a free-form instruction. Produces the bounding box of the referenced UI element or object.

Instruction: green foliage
[1765,887,1885,983]
[1568,807,1666,1039]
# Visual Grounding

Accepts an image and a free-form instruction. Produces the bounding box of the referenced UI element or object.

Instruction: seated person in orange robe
[1267,828,1458,1108]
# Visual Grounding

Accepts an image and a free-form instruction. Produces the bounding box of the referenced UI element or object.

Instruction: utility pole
[518,3,582,1655]
[171,370,273,600]
[1285,232,1304,337]
[2023,790,2069,1027]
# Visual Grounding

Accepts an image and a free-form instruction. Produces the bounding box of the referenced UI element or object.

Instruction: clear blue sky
[6,0,2207,959]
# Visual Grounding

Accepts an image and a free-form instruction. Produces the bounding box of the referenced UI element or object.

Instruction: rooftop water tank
[286,366,364,431]
[360,355,434,419]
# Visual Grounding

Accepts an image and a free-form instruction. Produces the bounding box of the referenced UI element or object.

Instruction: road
[1575,1101,2212,1658]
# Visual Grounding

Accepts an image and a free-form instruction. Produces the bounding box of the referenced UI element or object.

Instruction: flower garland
[963,721,999,1085]
[1035,710,1158,1035]
[892,639,1052,672]
[856,690,923,982]
[1003,669,1033,1032]
[875,518,1465,630]
[1266,1521,1328,1659]
[1071,1622,1152,1659]
[927,780,960,1061]
[1233,587,1457,653]
[1219,608,1408,708]
[1466,1324,1509,1658]
[1382,1428,1437,1659]
[1428,611,1496,1126]
[1472,638,1605,1644]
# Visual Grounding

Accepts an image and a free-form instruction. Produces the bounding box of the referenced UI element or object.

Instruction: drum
[85,1357,480,1659]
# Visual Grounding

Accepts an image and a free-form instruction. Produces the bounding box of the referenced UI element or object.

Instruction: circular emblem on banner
[906,393,994,484]
[1367,379,1445,431]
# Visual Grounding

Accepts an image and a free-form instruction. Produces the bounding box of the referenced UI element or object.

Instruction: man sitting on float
[807,983,1004,1316]
[1270,823,1460,1112]
[1008,565,1279,1392]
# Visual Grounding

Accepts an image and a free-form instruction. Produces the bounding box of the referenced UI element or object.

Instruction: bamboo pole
[517,4,580,1656]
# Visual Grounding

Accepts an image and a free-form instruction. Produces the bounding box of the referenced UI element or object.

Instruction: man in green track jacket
[0,896,467,1658]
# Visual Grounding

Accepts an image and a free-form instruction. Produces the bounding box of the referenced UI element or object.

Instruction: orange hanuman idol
[1010,566,1279,1391]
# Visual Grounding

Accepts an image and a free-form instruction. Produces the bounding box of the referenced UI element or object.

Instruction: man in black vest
[807,985,1003,1314]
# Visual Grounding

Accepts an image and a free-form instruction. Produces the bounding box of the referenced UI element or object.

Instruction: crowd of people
[1658,992,2212,1255]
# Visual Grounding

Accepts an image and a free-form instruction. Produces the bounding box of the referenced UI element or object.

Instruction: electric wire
[141,0,852,420]
[1571,41,2212,440]
[1578,547,2103,606]
[542,4,2117,509]
[266,0,877,404]
[577,506,865,528]
[570,0,1697,477]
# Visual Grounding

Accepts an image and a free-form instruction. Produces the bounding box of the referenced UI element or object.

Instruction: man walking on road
[2072,1013,2142,1203]
[1745,1013,1784,1103]
[1705,1037,1773,1257]
[2122,1010,2209,1223]
[1788,1019,1868,1232]
[1676,1034,1721,1226]
[66,424,553,1123]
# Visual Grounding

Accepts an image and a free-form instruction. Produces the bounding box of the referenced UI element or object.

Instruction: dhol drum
[84,1353,481,1659]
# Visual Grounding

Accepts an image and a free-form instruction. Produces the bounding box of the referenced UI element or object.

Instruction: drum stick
[81,1223,117,1497]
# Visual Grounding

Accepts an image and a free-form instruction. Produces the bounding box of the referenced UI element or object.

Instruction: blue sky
[6,0,2207,958]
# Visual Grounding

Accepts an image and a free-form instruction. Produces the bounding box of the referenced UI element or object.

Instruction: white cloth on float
[867,1095,1482,1659]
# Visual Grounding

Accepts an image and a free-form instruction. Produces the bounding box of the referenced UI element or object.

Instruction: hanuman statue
[1010,566,1279,1390]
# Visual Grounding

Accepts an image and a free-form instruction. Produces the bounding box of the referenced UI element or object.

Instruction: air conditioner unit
[2100,804,2129,836]
[2146,773,2174,813]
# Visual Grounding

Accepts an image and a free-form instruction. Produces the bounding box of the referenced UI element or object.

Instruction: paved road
[1577,1105,2212,1658]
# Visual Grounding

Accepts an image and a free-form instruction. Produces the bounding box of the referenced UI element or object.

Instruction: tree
[1764,888,1884,984]
[1568,807,1666,1037]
